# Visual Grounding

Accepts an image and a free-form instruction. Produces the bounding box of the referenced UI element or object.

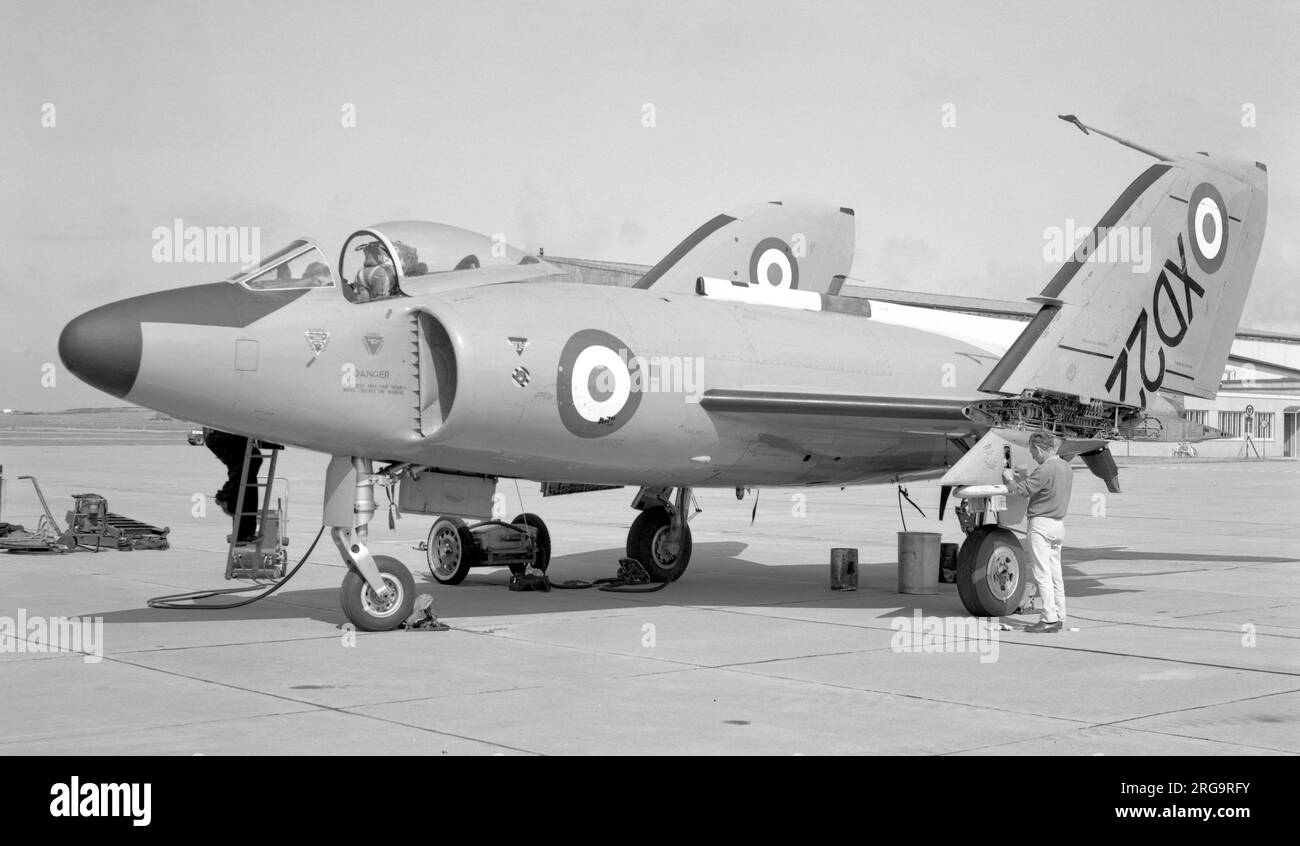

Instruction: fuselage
[60,275,992,487]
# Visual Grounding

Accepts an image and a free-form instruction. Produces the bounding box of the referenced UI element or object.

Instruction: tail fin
[634,201,855,296]
[980,123,1268,409]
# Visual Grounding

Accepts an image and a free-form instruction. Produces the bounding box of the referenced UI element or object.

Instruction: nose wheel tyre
[508,513,551,576]
[341,555,415,632]
[955,525,1027,617]
[626,506,692,582]
[426,517,477,585]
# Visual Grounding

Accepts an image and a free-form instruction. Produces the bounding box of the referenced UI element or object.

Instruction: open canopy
[231,222,545,302]
[338,221,541,303]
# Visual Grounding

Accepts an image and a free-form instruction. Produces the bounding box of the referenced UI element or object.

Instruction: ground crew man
[1003,432,1073,633]
[203,429,261,542]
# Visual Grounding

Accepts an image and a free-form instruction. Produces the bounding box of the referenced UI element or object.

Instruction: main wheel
[955,524,1027,617]
[626,506,692,582]
[508,513,551,576]
[426,517,476,585]
[340,555,415,632]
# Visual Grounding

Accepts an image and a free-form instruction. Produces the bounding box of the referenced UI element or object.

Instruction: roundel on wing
[1187,182,1229,275]
[556,329,642,438]
[749,237,799,289]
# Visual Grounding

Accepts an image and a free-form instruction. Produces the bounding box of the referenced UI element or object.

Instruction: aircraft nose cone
[58,300,142,399]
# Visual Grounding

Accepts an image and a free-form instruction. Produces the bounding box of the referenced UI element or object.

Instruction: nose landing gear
[341,555,415,631]
[334,458,415,631]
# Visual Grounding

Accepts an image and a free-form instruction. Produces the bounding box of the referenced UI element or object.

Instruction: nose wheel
[331,458,419,632]
[340,554,415,631]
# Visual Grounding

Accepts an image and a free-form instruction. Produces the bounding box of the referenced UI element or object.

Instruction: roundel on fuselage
[556,329,642,438]
[1187,182,1229,275]
[749,237,799,289]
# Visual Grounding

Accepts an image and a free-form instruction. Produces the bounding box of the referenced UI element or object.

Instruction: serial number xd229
[1104,235,1206,406]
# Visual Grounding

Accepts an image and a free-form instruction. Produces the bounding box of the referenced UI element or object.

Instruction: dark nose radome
[58,301,143,399]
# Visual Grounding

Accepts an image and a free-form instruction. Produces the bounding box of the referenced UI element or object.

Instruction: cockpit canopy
[339,221,540,303]
[233,240,336,290]
[232,222,541,302]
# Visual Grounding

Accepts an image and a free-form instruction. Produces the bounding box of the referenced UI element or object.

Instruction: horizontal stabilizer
[939,428,1115,490]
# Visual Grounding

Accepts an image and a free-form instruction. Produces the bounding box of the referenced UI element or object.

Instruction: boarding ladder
[225,439,288,579]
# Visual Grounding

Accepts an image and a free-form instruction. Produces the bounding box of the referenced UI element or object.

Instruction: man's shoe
[1025,620,1062,633]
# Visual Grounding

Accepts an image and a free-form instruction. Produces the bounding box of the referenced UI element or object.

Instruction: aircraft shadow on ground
[1060,544,1297,600]
[1063,545,1295,567]
[89,589,353,627]
[85,537,1285,627]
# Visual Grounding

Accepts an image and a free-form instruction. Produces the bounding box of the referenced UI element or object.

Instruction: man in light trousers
[1003,432,1072,633]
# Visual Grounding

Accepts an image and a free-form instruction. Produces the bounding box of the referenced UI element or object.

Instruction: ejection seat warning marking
[341,364,408,396]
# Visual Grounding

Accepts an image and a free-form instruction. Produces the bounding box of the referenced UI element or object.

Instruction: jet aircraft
[59,117,1267,630]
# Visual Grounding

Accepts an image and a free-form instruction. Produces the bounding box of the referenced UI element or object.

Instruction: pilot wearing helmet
[353,242,396,302]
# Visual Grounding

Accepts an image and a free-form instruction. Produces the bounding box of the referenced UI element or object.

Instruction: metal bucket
[830,547,858,590]
[897,532,941,594]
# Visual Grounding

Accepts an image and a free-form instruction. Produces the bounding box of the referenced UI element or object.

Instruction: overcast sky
[2,0,1297,411]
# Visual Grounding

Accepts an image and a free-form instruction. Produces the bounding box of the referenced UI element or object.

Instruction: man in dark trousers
[1003,432,1073,633]
[203,429,261,542]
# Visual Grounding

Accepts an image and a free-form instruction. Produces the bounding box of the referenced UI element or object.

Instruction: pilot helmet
[359,262,395,296]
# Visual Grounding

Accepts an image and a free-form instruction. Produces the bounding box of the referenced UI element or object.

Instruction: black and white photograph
[0,0,1296,793]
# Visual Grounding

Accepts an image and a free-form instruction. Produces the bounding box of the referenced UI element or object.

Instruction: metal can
[830,547,859,591]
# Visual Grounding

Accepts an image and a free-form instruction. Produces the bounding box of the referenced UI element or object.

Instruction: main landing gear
[626,486,694,582]
[330,466,696,630]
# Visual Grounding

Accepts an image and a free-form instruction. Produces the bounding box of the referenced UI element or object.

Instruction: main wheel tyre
[341,555,415,632]
[426,517,476,585]
[626,506,692,582]
[508,513,551,576]
[955,524,1027,617]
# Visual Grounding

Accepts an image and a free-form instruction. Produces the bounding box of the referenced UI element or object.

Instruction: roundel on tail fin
[749,237,800,289]
[1187,182,1229,275]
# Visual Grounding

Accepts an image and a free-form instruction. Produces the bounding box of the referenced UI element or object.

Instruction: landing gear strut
[333,458,415,631]
[626,486,693,582]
